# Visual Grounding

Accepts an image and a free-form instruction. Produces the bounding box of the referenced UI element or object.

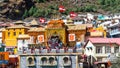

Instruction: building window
[22,40,25,44]
[14,32,16,36]
[105,46,111,53]
[19,32,22,34]
[114,46,119,53]
[8,32,10,37]
[30,36,34,43]
[96,46,102,54]
[97,57,102,61]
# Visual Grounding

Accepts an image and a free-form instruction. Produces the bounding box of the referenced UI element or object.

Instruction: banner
[38,35,44,43]
[70,11,78,18]
[69,34,75,41]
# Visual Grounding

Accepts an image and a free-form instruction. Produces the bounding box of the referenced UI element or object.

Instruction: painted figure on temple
[48,32,63,49]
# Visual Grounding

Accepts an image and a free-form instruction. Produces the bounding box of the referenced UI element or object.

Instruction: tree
[28,6,34,16]
[22,9,28,19]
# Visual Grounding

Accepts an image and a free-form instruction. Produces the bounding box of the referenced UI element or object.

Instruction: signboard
[69,34,75,41]
[38,35,44,43]
[0,52,9,64]
[90,32,103,36]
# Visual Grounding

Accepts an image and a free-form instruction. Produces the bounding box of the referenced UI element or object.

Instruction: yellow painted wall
[46,28,66,46]
[4,28,25,47]
[95,26,106,38]
[90,26,107,38]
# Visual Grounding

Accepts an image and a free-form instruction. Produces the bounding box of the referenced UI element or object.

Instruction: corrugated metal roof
[88,38,120,45]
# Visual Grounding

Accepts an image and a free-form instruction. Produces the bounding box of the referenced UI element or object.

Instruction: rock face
[0,0,34,21]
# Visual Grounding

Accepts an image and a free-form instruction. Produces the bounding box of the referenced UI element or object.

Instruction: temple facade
[27,19,92,49]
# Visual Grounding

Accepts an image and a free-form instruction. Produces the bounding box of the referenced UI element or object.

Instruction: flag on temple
[59,5,66,13]
[39,17,45,23]
[70,11,78,18]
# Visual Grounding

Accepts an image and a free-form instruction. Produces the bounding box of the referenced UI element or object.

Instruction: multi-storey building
[107,22,120,38]
[16,19,94,68]
[18,46,84,68]
[27,19,93,49]
[84,38,120,62]
[2,21,28,52]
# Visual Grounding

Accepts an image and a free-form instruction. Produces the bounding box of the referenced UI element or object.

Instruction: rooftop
[67,24,86,30]
[14,20,24,24]
[28,27,45,32]
[30,19,39,26]
[0,28,6,31]
[7,25,27,29]
[88,38,120,45]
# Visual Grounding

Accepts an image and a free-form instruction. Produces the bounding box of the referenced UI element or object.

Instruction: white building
[107,22,120,38]
[17,34,30,51]
[84,38,120,62]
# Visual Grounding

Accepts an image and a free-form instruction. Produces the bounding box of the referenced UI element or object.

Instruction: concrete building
[84,38,120,62]
[17,34,30,51]
[107,22,120,38]
[18,48,84,68]
[2,21,28,53]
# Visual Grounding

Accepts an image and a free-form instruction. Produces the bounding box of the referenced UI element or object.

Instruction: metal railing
[18,48,83,55]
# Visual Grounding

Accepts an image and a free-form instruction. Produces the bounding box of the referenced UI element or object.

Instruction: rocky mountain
[0,0,120,21]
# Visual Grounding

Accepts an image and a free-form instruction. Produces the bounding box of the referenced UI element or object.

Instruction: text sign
[38,35,44,43]
[69,34,75,41]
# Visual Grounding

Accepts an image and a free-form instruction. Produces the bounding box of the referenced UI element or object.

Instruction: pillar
[111,46,114,53]
[71,56,77,68]
[119,46,120,52]
[20,56,27,68]
[102,46,105,54]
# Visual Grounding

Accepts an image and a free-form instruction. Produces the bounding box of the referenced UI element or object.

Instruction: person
[14,47,17,55]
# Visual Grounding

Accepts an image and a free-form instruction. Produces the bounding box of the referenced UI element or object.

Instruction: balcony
[110,29,120,35]
[108,22,119,28]
[18,48,83,55]
[95,54,108,57]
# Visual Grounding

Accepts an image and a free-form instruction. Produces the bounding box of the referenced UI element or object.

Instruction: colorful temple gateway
[0,19,111,68]
[27,19,90,49]
[17,19,90,68]
[2,19,92,51]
